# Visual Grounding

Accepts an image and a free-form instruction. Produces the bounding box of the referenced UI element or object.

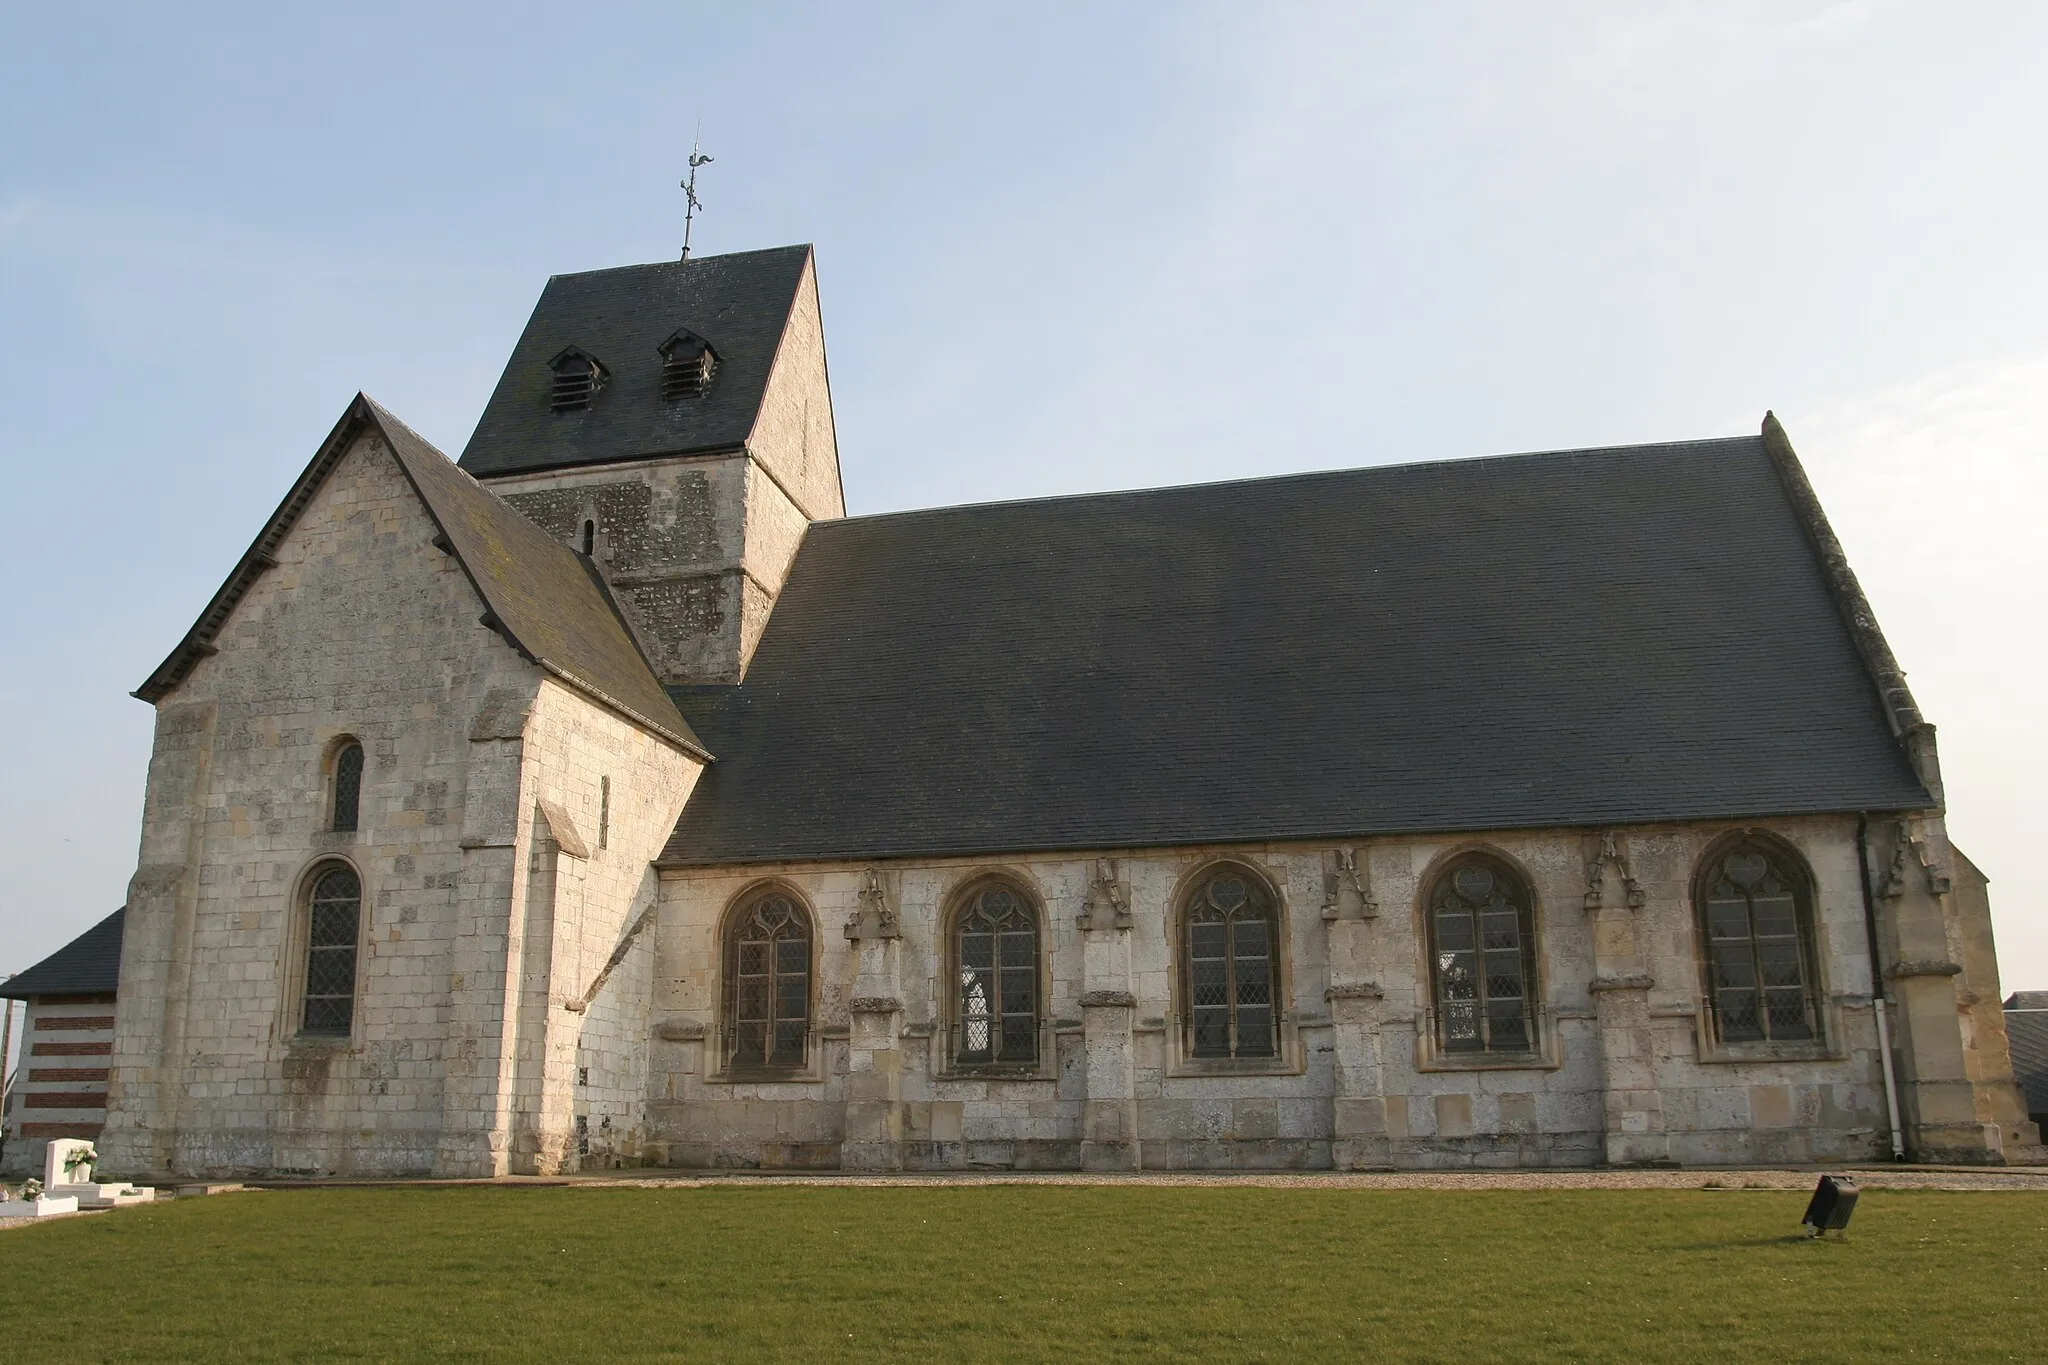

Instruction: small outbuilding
[1,909,125,1178]
[2004,991,2048,1138]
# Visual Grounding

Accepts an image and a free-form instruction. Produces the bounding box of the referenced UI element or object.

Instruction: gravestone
[44,1139,156,1210]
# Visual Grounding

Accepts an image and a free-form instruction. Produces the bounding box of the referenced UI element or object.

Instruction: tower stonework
[459,244,842,685]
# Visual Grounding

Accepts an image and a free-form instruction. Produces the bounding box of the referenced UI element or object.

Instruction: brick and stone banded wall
[2,995,116,1176]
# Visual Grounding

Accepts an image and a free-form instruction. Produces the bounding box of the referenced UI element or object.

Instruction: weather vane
[680,132,713,261]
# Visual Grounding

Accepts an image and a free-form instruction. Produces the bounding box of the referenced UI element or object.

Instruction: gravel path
[583,1166,2048,1193]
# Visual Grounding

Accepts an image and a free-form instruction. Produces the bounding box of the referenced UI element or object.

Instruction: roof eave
[132,396,713,763]
[134,397,381,704]
[370,402,715,762]
[653,798,1940,870]
[467,440,750,483]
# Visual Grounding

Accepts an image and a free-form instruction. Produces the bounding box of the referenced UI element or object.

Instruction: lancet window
[1427,854,1539,1055]
[331,742,363,833]
[950,879,1040,1067]
[301,864,362,1036]
[1183,865,1278,1059]
[723,888,813,1071]
[1696,837,1820,1043]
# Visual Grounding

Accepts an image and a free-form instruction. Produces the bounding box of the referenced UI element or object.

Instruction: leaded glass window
[1184,867,1277,1059]
[724,890,811,1070]
[331,743,363,833]
[302,865,361,1036]
[1699,840,1818,1043]
[953,881,1039,1066]
[1428,855,1537,1054]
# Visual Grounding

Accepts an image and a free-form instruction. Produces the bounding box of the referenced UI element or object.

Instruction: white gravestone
[0,1177,78,1218]
[44,1139,155,1210]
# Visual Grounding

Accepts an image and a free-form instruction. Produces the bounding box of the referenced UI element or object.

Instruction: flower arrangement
[62,1144,97,1179]
[20,1177,42,1200]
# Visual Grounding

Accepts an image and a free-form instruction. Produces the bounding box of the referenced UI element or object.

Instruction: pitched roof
[135,396,706,758]
[3,908,124,1000]
[2005,1005,2048,1117]
[660,423,1931,866]
[459,245,812,479]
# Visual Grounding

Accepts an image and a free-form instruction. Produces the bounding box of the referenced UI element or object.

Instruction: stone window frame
[1165,858,1306,1078]
[1686,827,1841,1065]
[935,870,1056,1081]
[709,879,823,1084]
[1411,844,1562,1073]
[324,734,365,834]
[277,853,371,1048]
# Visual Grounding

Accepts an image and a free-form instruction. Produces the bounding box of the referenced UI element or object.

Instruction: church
[70,243,2039,1177]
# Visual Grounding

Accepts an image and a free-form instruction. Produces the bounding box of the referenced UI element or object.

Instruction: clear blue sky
[4,3,2046,1029]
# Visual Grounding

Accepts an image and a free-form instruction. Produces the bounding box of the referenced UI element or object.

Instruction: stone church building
[88,243,2039,1178]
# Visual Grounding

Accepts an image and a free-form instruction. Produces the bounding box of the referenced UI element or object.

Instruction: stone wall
[492,455,749,686]
[495,679,701,1175]
[744,252,844,522]
[1940,848,2041,1158]
[97,432,703,1180]
[648,816,1909,1170]
[100,431,547,1178]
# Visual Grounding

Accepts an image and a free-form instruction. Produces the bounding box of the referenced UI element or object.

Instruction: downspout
[1857,814,1908,1161]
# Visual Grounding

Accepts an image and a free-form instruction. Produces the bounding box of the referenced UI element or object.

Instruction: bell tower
[458,244,842,684]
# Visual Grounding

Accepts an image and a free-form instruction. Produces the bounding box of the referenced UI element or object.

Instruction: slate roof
[661,425,1932,866]
[2005,1005,2048,1118]
[3,909,124,1000]
[459,245,812,479]
[376,401,704,754]
[137,397,705,757]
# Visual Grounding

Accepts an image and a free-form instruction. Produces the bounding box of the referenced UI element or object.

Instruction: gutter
[1857,813,1908,1161]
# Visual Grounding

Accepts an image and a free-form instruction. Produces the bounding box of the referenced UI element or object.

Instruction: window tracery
[723,888,812,1071]
[1183,866,1278,1059]
[1697,838,1820,1043]
[1427,854,1538,1054]
[950,879,1039,1067]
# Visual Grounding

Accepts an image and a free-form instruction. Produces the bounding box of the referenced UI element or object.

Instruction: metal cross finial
[680,132,713,261]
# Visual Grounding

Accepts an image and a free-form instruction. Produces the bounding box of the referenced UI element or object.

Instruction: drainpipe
[1857,815,1908,1161]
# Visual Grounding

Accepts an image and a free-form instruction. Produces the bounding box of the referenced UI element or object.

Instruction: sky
[2,2,2045,1059]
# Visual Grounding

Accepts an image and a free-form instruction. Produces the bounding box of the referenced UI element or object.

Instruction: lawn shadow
[1671,1234,1821,1251]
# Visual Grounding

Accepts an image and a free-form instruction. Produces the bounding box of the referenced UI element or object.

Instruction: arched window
[1697,837,1819,1043]
[302,864,362,1036]
[1182,865,1278,1059]
[723,887,812,1071]
[1427,853,1538,1055]
[331,742,363,833]
[950,879,1040,1067]
[580,519,596,556]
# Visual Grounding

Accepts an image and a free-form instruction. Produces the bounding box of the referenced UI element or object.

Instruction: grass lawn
[2,1184,2042,1362]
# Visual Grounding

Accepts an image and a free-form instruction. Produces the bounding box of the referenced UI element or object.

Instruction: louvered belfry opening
[659,329,717,401]
[548,348,606,413]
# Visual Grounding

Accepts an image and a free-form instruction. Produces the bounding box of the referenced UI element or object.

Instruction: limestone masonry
[19,241,2033,1179]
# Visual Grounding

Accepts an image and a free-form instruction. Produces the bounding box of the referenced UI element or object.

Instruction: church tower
[459,244,842,684]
